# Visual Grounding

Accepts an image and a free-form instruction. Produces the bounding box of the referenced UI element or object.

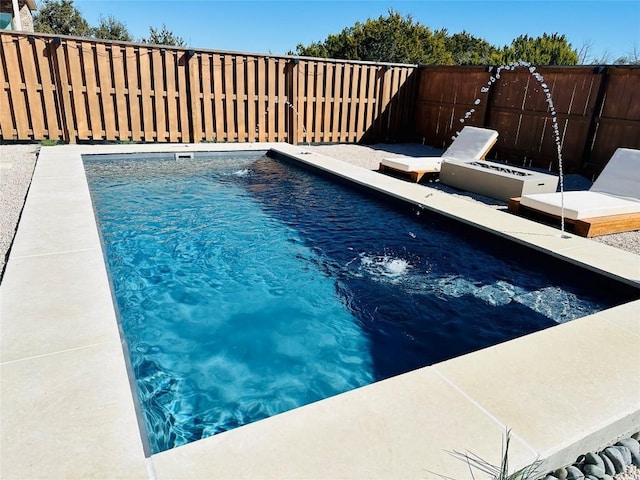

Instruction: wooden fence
[0,31,416,145]
[415,65,640,176]
[1,31,639,176]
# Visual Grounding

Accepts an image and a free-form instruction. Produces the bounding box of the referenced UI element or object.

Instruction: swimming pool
[84,151,638,454]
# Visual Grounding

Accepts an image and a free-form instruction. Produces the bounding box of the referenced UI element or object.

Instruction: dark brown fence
[415,65,640,176]
[1,31,639,176]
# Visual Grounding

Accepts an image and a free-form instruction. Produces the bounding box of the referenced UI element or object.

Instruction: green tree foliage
[445,31,502,65]
[91,14,132,42]
[295,9,453,64]
[33,0,90,36]
[295,12,582,66]
[140,24,186,47]
[501,34,579,66]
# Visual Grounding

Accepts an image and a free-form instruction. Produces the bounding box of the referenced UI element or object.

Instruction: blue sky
[73,0,640,63]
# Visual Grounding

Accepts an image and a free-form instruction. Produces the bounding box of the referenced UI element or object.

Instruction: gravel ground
[0,144,38,280]
[0,142,638,478]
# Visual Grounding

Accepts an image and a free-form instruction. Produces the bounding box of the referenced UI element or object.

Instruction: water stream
[458,61,568,236]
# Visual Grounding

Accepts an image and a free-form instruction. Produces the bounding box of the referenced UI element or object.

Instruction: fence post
[49,37,75,143]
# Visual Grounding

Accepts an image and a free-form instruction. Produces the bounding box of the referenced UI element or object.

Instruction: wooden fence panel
[589,67,640,176]
[414,67,490,149]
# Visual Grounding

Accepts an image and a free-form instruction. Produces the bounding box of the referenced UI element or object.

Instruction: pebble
[604,447,627,474]
[600,451,617,475]
[615,445,633,466]
[583,463,605,477]
[585,452,605,469]
[566,465,584,479]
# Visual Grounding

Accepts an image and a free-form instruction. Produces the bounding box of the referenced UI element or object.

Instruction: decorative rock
[585,475,599,480]
[584,452,604,469]
[604,446,626,473]
[566,465,583,479]
[599,452,616,475]
[613,445,632,465]
[631,449,640,467]
[602,475,613,480]
[583,463,605,477]
[631,432,640,441]
[617,437,640,454]
[543,475,559,480]
[553,467,568,479]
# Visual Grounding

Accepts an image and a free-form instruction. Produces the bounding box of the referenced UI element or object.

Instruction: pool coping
[1,142,638,479]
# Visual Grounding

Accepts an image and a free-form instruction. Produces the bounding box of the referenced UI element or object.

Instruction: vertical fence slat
[0,37,16,138]
[164,50,178,143]
[96,43,117,140]
[51,41,76,143]
[189,54,202,143]
[223,55,235,142]
[313,62,323,144]
[111,45,129,140]
[65,40,90,139]
[151,49,167,142]
[235,55,246,143]
[347,64,359,142]
[200,54,214,141]
[245,57,257,142]
[124,46,142,141]
[18,37,44,139]
[138,47,154,141]
[256,57,266,142]
[82,43,104,140]
[211,54,224,142]
[276,59,286,141]
[176,51,189,142]
[339,63,351,142]
[266,57,276,142]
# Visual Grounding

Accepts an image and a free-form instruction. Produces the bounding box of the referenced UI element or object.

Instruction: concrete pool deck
[1,142,639,479]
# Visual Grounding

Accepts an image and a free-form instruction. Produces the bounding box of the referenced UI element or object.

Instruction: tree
[91,14,132,42]
[501,33,579,66]
[295,9,453,64]
[33,0,90,37]
[140,24,186,47]
[446,31,502,65]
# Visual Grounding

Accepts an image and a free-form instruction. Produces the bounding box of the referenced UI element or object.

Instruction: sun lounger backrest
[443,126,499,160]
[590,148,640,201]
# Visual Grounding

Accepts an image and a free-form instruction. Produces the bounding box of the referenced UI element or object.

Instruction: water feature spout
[459,60,567,237]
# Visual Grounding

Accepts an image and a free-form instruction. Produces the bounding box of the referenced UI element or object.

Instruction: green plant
[434,429,543,480]
[39,139,59,146]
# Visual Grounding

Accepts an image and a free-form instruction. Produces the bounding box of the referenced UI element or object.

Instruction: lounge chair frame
[508,197,640,237]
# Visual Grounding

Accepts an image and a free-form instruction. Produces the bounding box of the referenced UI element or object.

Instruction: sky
[72,0,640,63]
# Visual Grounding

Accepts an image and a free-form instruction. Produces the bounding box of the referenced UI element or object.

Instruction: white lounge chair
[508,147,640,237]
[378,126,499,183]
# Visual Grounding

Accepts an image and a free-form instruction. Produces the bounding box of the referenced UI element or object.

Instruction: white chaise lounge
[378,126,499,183]
[508,147,640,237]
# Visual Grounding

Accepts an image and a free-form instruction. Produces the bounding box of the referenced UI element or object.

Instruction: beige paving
[1,143,638,479]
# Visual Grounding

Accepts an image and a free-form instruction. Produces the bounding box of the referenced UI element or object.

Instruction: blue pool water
[84,152,638,454]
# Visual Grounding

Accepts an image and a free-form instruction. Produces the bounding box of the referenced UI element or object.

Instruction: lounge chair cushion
[590,148,640,200]
[441,126,499,160]
[379,157,442,173]
[520,191,640,220]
